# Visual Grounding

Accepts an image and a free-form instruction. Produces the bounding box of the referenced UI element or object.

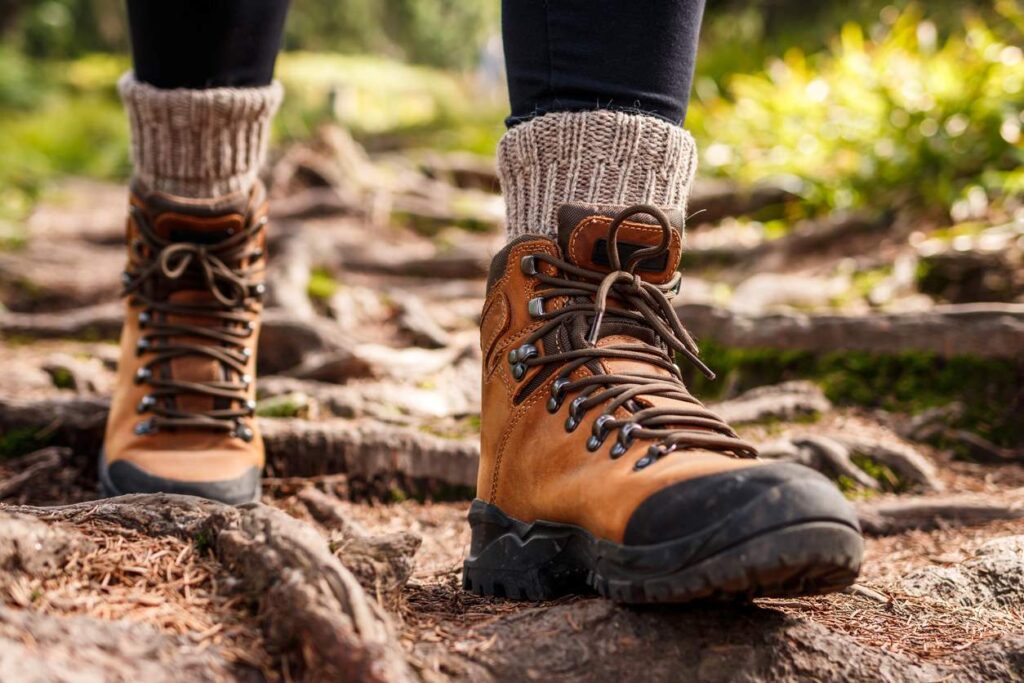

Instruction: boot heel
[462,499,587,601]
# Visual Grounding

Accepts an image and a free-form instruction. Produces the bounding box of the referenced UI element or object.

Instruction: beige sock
[118,72,283,198]
[497,110,698,240]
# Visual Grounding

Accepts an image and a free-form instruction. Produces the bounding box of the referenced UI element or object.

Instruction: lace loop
[122,205,265,435]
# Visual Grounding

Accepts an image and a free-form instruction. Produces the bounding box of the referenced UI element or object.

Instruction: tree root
[676,301,1024,359]
[0,395,480,489]
[759,431,943,493]
[856,494,1024,536]
[710,381,832,424]
[298,488,422,610]
[8,495,416,682]
[0,606,240,683]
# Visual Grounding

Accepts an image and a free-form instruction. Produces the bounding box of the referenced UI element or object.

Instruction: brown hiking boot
[464,204,863,603]
[99,181,269,504]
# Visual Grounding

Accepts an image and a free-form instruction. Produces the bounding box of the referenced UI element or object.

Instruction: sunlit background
[1,1,1021,225]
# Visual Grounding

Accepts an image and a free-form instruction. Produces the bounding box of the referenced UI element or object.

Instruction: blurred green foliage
[0,0,1021,227]
[0,0,497,69]
[690,2,1024,217]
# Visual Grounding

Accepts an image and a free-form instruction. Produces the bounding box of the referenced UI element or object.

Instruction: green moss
[850,454,906,493]
[306,268,338,304]
[193,529,212,554]
[684,342,1024,448]
[255,394,308,419]
[0,426,49,459]
[49,366,74,390]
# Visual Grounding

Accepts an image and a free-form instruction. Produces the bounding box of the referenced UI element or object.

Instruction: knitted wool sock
[497,110,698,240]
[118,72,283,198]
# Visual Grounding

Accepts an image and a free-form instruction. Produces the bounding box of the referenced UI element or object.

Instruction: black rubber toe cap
[100,455,260,505]
[623,462,859,547]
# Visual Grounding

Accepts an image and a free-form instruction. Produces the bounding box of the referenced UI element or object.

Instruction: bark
[0,396,480,488]
[710,381,832,424]
[677,302,1024,359]
[261,418,479,487]
[9,495,416,683]
[298,488,422,609]
[856,494,1024,536]
[0,447,70,500]
[0,607,240,683]
[455,599,946,683]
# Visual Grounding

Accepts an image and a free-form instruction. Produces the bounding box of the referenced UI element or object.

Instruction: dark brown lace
[121,205,267,440]
[510,204,757,470]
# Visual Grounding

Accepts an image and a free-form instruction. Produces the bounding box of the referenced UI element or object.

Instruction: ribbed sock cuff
[118,72,283,198]
[497,110,698,239]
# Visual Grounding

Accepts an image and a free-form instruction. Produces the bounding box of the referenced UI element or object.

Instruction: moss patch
[684,342,1024,449]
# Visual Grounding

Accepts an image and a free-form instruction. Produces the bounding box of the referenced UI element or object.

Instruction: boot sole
[98,449,261,505]
[462,499,863,604]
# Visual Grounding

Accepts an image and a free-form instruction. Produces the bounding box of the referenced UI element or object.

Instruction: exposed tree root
[453,599,949,683]
[856,494,1024,536]
[0,606,240,683]
[0,447,70,500]
[711,381,832,424]
[8,495,416,682]
[260,418,479,486]
[0,395,480,489]
[760,432,944,493]
[677,301,1024,359]
[298,488,422,609]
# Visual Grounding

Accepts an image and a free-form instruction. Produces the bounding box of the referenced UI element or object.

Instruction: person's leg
[497,0,705,239]
[101,1,290,504]
[467,0,863,603]
[119,0,289,198]
[503,0,704,127]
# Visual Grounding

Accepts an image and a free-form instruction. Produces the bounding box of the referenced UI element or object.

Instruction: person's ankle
[118,72,283,199]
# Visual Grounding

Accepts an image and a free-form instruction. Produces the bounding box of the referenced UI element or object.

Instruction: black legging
[127,0,704,126]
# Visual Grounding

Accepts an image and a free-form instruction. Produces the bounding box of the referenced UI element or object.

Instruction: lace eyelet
[520,255,538,275]
[565,414,580,432]
[634,455,654,470]
[245,399,257,413]
[135,339,150,356]
[134,367,152,384]
[252,283,266,297]
[138,311,150,328]
[121,272,133,287]
[234,422,254,442]
[511,363,527,380]
[588,415,614,451]
[527,297,545,317]
[242,348,252,359]
[136,395,155,414]
[547,377,570,413]
[508,344,537,365]
[241,374,252,388]
[133,419,156,436]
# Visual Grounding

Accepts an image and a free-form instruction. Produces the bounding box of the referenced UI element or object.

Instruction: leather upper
[478,205,763,543]
[103,183,267,483]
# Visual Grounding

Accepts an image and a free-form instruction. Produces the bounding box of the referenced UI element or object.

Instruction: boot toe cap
[623,461,860,547]
[100,454,260,505]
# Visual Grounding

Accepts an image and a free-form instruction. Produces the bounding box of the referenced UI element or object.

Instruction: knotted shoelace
[121,205,267,439]
[509,204,758,470]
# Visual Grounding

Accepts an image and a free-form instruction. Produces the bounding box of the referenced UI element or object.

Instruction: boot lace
[121,205,267,440]
[509,204,757,470]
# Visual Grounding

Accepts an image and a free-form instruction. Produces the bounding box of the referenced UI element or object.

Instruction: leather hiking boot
[465,203,863,603]
[99,181,269,504]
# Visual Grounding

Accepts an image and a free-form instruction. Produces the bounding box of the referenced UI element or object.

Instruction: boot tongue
[145,190,252,243]
[555,203,684,285]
